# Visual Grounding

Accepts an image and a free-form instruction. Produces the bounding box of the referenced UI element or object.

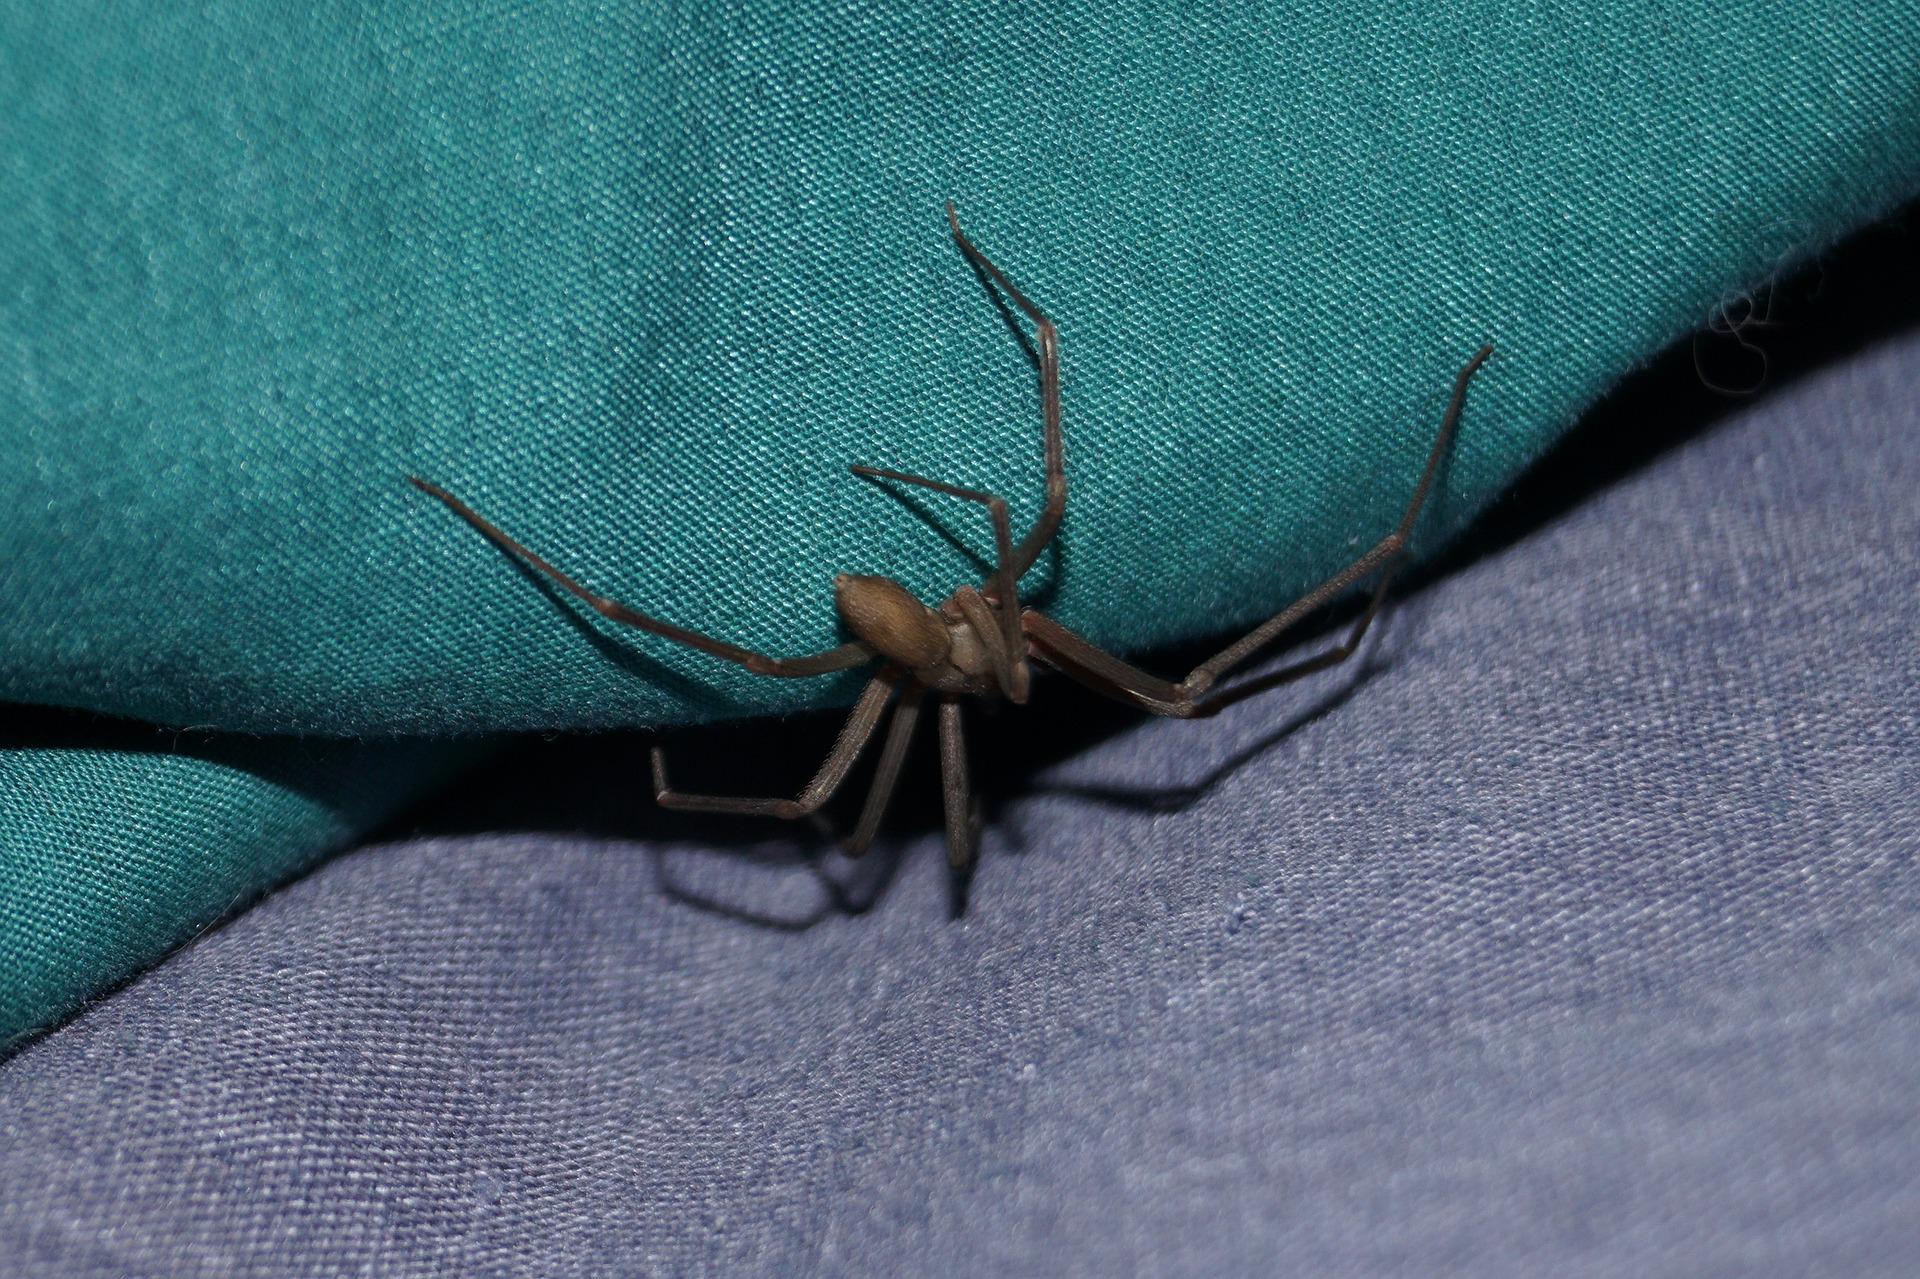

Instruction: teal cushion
[4,1,1918,1046]
[0,732,460,1046]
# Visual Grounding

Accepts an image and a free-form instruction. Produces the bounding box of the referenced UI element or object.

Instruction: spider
[411,204,1492,872]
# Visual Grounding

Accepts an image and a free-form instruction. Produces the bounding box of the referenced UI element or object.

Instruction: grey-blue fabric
[0,332,1914,1275]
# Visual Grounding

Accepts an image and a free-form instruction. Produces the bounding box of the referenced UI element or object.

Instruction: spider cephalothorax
[411,204,1490,870]
[833,573,1030,703]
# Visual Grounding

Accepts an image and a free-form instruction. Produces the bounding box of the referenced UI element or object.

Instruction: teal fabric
[0,731,455,1048]
[3,3,1919,1046]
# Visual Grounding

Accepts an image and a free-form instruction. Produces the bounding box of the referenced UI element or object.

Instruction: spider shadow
[854,479,1065,611]
[393,593,1397,931]
[651,612,1398,928]
[648,819,912,932]
[928,592,1414,855]
[1019,656,1385,817]
[986,599,1417,845]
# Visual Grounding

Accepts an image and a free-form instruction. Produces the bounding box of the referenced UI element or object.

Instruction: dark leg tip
[649,745,671,800]
[946,859,974,918]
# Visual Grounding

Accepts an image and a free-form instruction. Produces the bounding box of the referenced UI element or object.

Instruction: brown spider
[411,204,1491,871]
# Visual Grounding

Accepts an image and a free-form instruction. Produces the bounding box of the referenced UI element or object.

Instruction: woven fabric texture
[0,329,1913,1277]
[0,733,456,1047]
[4,3,1919,1063]
[3,2,1917,734]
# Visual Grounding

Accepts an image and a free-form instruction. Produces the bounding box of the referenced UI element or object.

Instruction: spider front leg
[945,201,1067,581]
[845,684,924,856]
[651,675,895,818]
[1023,344,1492,717]
[409,478,873,678]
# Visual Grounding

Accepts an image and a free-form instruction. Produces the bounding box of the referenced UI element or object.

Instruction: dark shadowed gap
[0,703,464,810]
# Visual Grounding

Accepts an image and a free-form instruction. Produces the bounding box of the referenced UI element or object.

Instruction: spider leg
[948,585,1026,703]
[1021,345,1492,717]
[936,697,978,870]
[409,478,871,677]
[946,202,1066,581]
[1025,563,1399,718]
[845,684,923,856]
[652,675,894,818]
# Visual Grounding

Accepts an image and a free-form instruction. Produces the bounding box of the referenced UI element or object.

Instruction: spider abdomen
[833,574,950,669]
